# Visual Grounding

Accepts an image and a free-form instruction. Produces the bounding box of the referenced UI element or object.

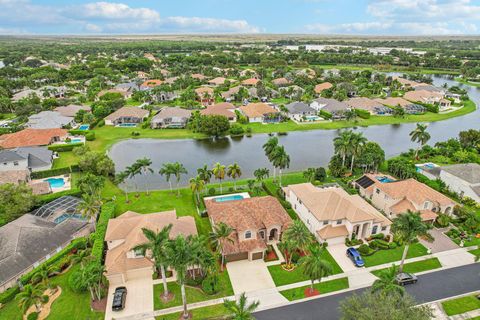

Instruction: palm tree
[409,123,431,160]
[349,132,367,172]
[189,175,205,204]
[371,265,405,296]
[334,130,353,167]
[17,284,45,313]
[210,222,234,271]
[299,245,333,294]
[31,265,54,287]
[282,220,314,254]
[262,137,278,180]
[126,163,141,196]
[272,145,290,187]
[303,168,316,183]
[134,158,154,195]
[114,171,130,203]
[392,211,431,273]
[159,163,175,194]
[212,162,226,193]
[223,292,260,320]
[167,235,194,320]
[133,225,173,301]
[171,162,188,197]
[227,163,242,190]
[253,168,269,186]
[78,193,103,230]
[71,248,92,269]
[197,164,213,192]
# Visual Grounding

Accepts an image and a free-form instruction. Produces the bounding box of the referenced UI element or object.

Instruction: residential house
[310,97,350,119]
[26,111,75,129]
[54,104,91,118]
[0,169,51,195]
[195,87,215,106]
[241,78,259,86]
[140,79,163,90]
[152,91,178,102]
[392,76,420,89]
[413,84,444,93]
[346,97,391,115]
[0,147,53,172]
[151,107,192,129]
[208,77,227,86]
[191,73,207,81]
[314,82,333,95]
[104,107,149,126]
[404,90,450,110]
[0,128,68,149]
[283,102,317,121]
[279,85,305,99]
[439,163,480,203]
[200,102,237,122]
[239,103,281,123]
[283,183,391,245]
[114,82,140,97]
[0,196,90,292]
[374,97,426,114]
[12,89,40,102]
[272,77,291,87]
[205,196,291,261]
[0,150,29,171]
[104,210,197,285]
[354,174,456,222]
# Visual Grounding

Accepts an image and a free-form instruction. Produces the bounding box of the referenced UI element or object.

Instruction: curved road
[254,264,480,320]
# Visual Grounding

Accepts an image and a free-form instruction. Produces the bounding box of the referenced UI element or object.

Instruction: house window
[245,231,252,239]
[376,188,380,194]
[323,220,329,225]
[259,231,265,239]
[134,249,144,258]
[381,226,387,231]
[336,219,342,225]
[13,161,19,166]
[372,225,378,235]
[306,219,310,225]
[424,201,430,209]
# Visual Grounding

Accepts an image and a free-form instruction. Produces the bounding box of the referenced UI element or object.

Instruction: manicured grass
[52,151,79,168]
[468,247,480,258]
[455,77,480,87]
[153,270,234,311]
[279,277,349,301]
[441,295,480,316]
[370,258,442,277]
[0,264,104,320]
[362,242,429,267]
[155,304,229,320]
[268,249,343,286]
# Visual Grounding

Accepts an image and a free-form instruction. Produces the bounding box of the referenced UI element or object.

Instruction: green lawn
[441,295,480,316]
[155,304,229,320]
[362,243,428,267]
[268,249,343,286]
[468,247,480,258]
[370,258,442,277]
[0,264,104,320]
[153,270,234,311]
[279,277,349,301]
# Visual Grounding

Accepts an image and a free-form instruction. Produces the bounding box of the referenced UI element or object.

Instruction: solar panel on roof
[355,175,375,189]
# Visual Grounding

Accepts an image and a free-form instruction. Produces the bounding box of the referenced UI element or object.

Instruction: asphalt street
[254,263,480,320]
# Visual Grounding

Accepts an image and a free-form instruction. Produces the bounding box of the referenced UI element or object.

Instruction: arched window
[245,231,252,239]
[259,231,265,239]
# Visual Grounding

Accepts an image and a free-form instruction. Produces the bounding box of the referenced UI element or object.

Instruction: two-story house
[205,196,291,262]
[354,173,456,223]
[283,183,391,245]
[104,210,197,286]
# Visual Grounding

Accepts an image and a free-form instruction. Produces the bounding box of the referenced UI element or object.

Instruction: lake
[109,75,480,191]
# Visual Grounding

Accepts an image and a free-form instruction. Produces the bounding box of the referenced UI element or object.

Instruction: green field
[279,277,349,301]
[155,304,229,320]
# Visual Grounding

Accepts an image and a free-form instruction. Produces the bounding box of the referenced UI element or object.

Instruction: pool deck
[204,192,251,202]
[32,174,72,194]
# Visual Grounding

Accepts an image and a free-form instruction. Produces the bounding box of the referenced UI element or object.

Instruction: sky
[1,0,480,35]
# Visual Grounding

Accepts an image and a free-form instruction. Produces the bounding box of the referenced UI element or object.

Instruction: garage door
[252,252,263,260]
[226,252,248,262]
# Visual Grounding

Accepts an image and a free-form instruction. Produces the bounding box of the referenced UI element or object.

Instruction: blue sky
[1,0,480,35]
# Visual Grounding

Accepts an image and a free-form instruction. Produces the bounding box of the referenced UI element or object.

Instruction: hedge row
[354,109,371,119]
[31,165,80,179]
[68,130,95,141]
[48,143,84,152]
[319,110,332,120]
[0,286,20,304]
[91,202,115,263]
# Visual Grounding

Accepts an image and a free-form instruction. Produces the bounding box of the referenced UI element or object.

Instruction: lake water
[109,75,480,191]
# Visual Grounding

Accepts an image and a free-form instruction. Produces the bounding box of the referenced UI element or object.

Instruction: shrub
[374,239,390,250]
[48,143,84,152]
[202,275,219,295]
[41,295,49,304]
[68,268,88,293]
[229,124,245,135]
[388,242,398,249]
[208,187,216,195]
[131,131,140,136]
[228,187,234,192]
[322,242,328,248]
[27,312,39,320]
[369,241,378,250]
[355,109,371,119]
[358,244,370,255]
[291,251,300,264]
[314,167,327,182]
[319,110,332,120]
[31,166,80,179]
[91,202,115,263]
[0,286,20,304]
[370,233,385,240]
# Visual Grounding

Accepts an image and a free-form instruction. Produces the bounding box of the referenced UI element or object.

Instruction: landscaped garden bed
[370,258,442,277]
[279,277,349,301]
[264,245,279,262]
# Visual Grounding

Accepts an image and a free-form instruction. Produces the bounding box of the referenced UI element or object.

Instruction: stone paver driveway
[327,243,358,273]
[419,228,458,253]
[226,260,276,294]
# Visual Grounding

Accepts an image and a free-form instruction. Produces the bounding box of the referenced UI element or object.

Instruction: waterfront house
[310,97,350,119]
[283,102,317,121]
[0,128,68,149]
[151,107,192,129]
[26,111,75,129]
[104,107,149,126]
[239,102,281,123]
[200,102,237,121]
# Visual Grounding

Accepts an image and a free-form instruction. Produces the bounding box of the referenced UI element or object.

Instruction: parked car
[395,272,418,286]
[346,247,365,267]
[112,286,127,311]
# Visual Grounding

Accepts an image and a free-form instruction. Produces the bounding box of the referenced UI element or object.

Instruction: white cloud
[163,17,261,33]
[78,2,160,21]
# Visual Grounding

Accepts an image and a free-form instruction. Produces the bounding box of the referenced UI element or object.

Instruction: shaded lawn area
[441,295,480,316]
[370,258,442,277]
[155,304,229,320]
[362,242,428,267]
[0,264,104,320]
[153,270,234,311]
[268,249,343,286]
[279,277,349,301]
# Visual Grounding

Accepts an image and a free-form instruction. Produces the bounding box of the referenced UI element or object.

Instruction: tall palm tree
[197,164,213,192]
[282,220,314,254]
[334,130,353,167]
[349,132,367,172]
[189,175,205,204]
[299,245,333,294]
[371,265,405,296]
[126,163,141,196]
[303,168,316,183]
[171,162,188,197]
[212,162,226,193]
[392,211,431,273]
[167,235,194,320]
[159,163,175,194]
[227,163,242,190]
[133,225,173,300]
[114,171,130,203]
[272,145,290,187]
[223,293,260,320]
[262,137,278,180]
[210,222,234,271]
[78,193,103,230]
[253,168,269,186]
[31,265,54,287]
[71,248,92,269]
[17,284,45,313]
[409,123,431,160]
[134,158,154,195]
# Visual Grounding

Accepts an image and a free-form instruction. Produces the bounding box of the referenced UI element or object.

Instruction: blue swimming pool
[118,123,137,127]
[54,213,85,224]
[44,177,65,188]
[78,124,90,130]
[376,176,395,183]
[69,138,83,144]
[214,194,245,202]
[305,115,321,121]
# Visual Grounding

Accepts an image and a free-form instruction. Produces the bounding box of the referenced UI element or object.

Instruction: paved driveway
[327,243,357,273]
[104,277,154,320]
[226,260,276,294]
[419,228,458,253]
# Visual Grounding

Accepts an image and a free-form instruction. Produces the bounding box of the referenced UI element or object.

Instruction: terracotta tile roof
[0,128,68,148]
[390,198,416,214]
[104,107,149,122]
[195,86,214,97]
[317,225,349,240]
[239,103,278,118]
[222,234,267,255]
[419,210,438,222]
[200,102,237,118]
[191,73,206,80]
[208,77,227,86]
[346,97,384,112]
[241,78,259,86]
[105,210,197,276]
[404,90,443,103]
[393,77,420,87]
[141,79,164,88]
[284,183,391,226]
[314,82,333,94]
[54,105,91,117]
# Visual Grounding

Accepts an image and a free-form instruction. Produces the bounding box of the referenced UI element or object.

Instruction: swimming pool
[78,124,90,130]
[376,176,395,183]
[214,194,245,202]
[44,177,65,188]
[117,123,137,127]
[54,213,85,224]
[305,115,321,121]
[69,138,83,144]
